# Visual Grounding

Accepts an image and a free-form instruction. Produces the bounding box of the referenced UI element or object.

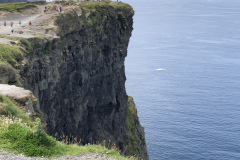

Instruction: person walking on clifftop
[11,27,14,34]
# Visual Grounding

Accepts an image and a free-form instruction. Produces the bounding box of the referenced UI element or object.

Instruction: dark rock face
[20,6,148,159]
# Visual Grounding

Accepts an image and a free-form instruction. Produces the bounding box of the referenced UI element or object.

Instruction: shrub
[0,122,65,157]
[18,31,23,34]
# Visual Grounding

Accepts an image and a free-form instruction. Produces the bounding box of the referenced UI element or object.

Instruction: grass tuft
[0,43,24,65]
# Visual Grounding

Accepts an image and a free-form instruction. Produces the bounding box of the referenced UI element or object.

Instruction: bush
[0,122,65,157]
[18,31,23,34]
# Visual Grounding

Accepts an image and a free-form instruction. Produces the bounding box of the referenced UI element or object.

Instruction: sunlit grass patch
[0,2,36,12]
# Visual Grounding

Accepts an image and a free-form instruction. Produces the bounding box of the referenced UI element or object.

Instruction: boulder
[0,84,42,120]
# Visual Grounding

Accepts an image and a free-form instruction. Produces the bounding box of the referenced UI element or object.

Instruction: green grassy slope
[0,2,36,12]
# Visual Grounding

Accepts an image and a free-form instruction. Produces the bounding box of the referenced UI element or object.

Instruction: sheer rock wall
[18,5,148,159]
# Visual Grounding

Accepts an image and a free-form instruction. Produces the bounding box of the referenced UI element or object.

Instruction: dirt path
[0,3,83,44]
[0,4,63,44]
[0,152,114,160]
[0,13,55,38]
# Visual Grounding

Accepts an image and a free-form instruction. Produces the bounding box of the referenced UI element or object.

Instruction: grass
[0,61,20,85]
[77,1,133,28]
[0,94,33,127]
[0,2,37,12]
[79,1,134,14]
[0,95,135,159]
[19,39,33,53]
[0,43,24,65]
[0,39,31,85]
[5,36,22,41]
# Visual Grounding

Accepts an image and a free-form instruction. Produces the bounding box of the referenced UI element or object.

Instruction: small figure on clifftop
[29,21,32,26]
[19,20,21,25]
[4,21,6,27]
[60,6,62,13]
[10,21,13,27]
[11,27,14,34]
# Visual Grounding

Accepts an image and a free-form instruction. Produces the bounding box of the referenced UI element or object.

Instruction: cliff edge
[0,1,148,159]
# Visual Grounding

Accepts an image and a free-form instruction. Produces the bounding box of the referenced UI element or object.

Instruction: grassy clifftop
[54,1,134,37]
[0,2,37,12]
[79,1,134,13]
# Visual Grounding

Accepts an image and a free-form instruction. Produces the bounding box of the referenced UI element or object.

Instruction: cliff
[0,2,148,159]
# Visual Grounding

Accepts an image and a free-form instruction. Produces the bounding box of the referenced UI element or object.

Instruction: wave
[156,68,166,71]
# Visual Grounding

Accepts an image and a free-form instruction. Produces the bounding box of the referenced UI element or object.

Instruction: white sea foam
[156,68,166,71]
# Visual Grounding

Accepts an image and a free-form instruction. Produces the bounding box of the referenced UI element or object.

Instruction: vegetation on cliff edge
[80,1,133,26]
[0,94,135,159]
[126,96,142,158]
[0,43,24,65]
[0,43,26,85]
[0,38,36,85]
[79,1,134,14]
[0,2,36,12]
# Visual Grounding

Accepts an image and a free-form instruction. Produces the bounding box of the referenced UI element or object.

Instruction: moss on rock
[126,96,148,159]
[126,96,141,157]
[0,44,24,66]
[0,43,26,86]
[0,62,19,85]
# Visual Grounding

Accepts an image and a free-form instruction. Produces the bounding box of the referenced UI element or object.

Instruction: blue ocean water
[124,0,240,159]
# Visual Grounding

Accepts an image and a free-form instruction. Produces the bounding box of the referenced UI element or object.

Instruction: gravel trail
[0,152,115,160]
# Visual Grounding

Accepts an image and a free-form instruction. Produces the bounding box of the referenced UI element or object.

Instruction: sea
[124,0,240,159]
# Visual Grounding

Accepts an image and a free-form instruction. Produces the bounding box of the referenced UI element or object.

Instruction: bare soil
[0,3,81,44]
[0,152,114,160]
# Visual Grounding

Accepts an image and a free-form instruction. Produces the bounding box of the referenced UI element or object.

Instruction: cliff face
[17,4,148,159]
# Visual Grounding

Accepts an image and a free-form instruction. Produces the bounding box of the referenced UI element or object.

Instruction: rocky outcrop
[0,3,148,159]
[0,84,42,119]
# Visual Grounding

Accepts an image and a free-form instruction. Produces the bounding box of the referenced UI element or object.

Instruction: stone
[0,84,42,120]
